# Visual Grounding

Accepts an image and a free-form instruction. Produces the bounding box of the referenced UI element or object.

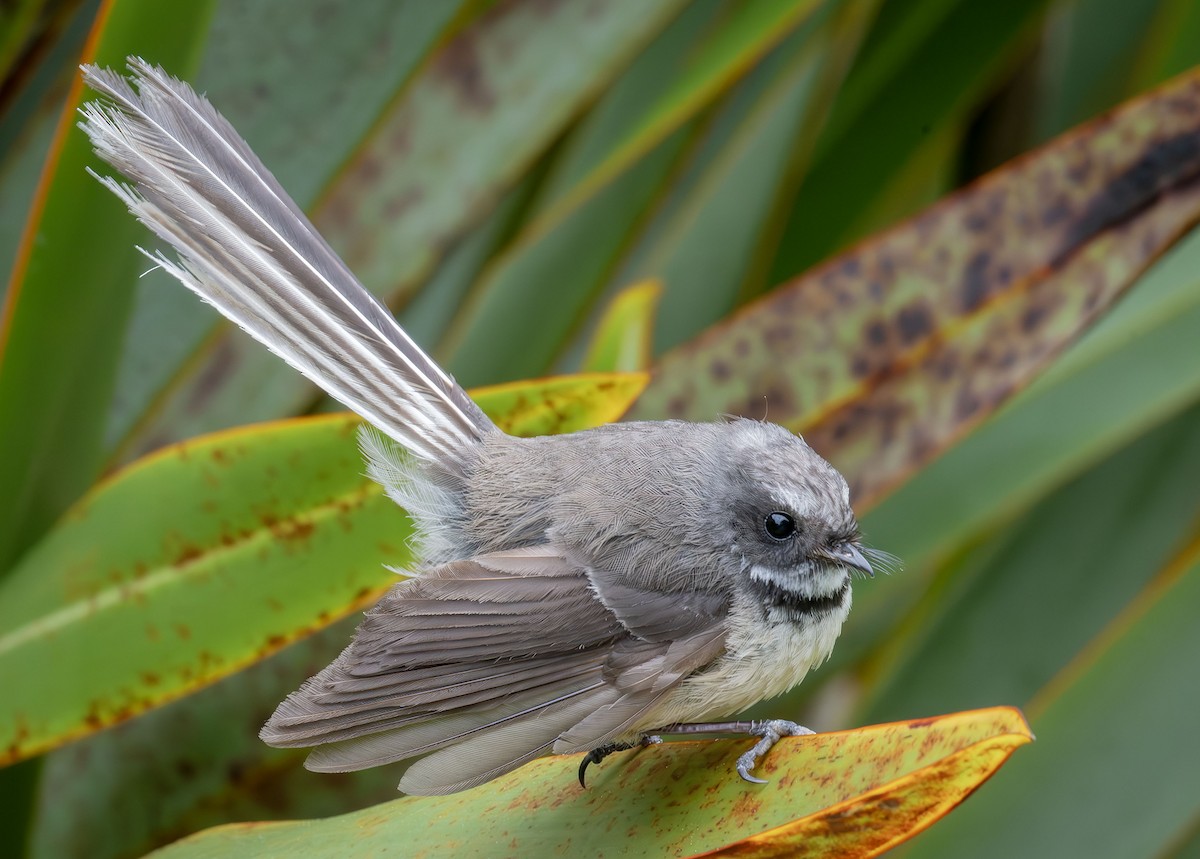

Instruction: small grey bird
[79,59,879,796]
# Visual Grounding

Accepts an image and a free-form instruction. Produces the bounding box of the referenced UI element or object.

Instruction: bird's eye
[764,511,796,540]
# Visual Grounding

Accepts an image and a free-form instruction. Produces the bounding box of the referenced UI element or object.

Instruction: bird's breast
[639,588,852,730]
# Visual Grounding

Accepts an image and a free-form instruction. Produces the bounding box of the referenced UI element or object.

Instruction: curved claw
[578,749,603,788]
[578,736,663,788]
[736,749,769,784]
[736,719,814,785]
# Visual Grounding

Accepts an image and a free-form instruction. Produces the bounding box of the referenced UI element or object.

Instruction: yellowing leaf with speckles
[632,67,1200,512]
[138,707,1032,859]
[0,372,646,766]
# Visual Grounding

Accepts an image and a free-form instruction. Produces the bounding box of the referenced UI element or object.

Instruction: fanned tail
[77,58,494,469]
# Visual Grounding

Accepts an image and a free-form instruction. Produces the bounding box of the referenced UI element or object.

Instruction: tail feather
[398,691,612,795]
[78,58,494,469]
[302,685,614,777]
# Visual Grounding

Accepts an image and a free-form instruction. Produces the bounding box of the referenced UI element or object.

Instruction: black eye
[764,511,796,540]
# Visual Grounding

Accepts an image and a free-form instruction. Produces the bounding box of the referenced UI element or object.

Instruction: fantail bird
[78,58,880,796]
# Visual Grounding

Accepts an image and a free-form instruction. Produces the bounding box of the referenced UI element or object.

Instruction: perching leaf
[0,373,647,766]
[141,707,1031,859]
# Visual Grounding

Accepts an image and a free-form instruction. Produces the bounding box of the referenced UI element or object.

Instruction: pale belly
[639,589,852,731]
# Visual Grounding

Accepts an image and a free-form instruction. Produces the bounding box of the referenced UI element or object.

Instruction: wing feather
[261,544,731,794]
[262,548,622,747]
[554,625,727,753]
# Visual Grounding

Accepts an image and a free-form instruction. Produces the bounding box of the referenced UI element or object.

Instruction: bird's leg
[578,735,664,787]
[652,719,815,784]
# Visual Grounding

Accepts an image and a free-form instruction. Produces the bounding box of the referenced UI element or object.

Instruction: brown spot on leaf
[174,544,203,567]
[273,518,315,543]
[961,251,991,312]
[896,304,933,344]
[1021,304,1046,333]
[1063,130,1200,253]
[382,188,424,222]
[955,388,982,423]
[1041,195,1071,229]
[433,31,495,112]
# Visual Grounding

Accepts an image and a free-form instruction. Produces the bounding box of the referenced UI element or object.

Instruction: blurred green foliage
[2,0,1199,856]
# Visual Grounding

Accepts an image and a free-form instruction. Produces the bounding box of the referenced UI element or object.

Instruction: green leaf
[0,373,646,765]
[0,1,96,291]
[436,0,711,387]
[139,708,1032,859]
[0,1,214,574]
[768,0,1052,280]
[1030,0,1163,143]
[530,0,829,231]
[1129,0,1200,89]
[30,615,399,859]
[109,0,688,462]
[440,0,851,386]
[632,66,1200,513]
[899,543,1200,859]
[104,0,472,458]
[615,0,878,352]
[859,400,1200,724]
[582,279,663,373]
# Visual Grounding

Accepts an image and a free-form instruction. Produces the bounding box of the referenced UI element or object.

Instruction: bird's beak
[825,543,873,578]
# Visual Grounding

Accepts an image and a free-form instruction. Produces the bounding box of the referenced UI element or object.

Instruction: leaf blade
[0,373,646,765]
[632,67,1200,511]
[0,0,215,576]
[138,708,1032,859]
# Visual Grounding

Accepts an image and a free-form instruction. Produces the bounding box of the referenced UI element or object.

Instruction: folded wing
[261,545,728,794]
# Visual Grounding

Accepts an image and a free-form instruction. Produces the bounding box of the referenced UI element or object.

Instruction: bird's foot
[650,719,815,785]
[578,735,663,787]
[735,719,813,784]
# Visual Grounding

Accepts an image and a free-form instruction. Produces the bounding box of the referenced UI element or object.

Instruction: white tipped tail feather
[77,58,494,469]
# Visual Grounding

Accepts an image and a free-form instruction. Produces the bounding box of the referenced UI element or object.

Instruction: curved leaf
[768,0,1052,280]
[860,399,1200,724]
[0,0,213,575]
[529,0,827,231]
[116,0,689,462]
[632,66,1200,511]
[901,542,1200,859]
[142,708,1032,859]
[104,0,472,457]
[617,0,877,352]
[583,279,663,372]
[0,372,647,766]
